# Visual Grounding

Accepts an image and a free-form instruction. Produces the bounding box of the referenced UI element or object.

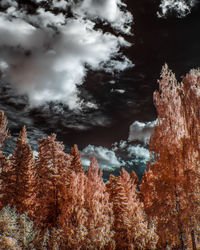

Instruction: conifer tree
[140,65,200,249]
[0,127,35,216]
[84,157,114,248]
[0,156,16,210]
[0,111,9,152]
[106,169,158,249]
[10,126,35,215]
[58,170,89,248]
[59,157,115,249]
[34,134,70,230]
[70,144,83,173]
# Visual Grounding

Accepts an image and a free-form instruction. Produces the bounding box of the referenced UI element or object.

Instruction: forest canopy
[0,65,200,249]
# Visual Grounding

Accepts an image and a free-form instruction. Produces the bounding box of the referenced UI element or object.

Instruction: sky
[0,0,133,109]
[0,0,199,178]
[0,0,196,108]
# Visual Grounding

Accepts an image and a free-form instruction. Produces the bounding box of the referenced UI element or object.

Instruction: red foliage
[141,65,200,248]
[59,157,114,248]
[70,144,84,173]
[106,169,158,249]
[0,111,9,152]
[34,134,71,230]
[0,126,35,216]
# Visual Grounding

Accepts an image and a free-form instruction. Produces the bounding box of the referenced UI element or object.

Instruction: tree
[0,111,9,152]
[34,134,71,230]
[84,157,114,249]
[70,144,84,174]
[58,157,115,249]
[106,169,158,249]
[140,65,200,249]
[10,126,36,215]
[58,170,89,249]
[0,126,35,217]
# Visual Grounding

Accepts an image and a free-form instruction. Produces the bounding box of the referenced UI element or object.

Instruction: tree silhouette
[141,65,200,249]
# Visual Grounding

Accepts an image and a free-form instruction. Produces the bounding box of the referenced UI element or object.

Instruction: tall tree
[84,157,114,249]
[106,169,158,249]
[140,65,200,249]
[59,157,115,249]
[10,126,35,215]
[34,134,70,230]
[58,170,89,249]
[0,127,35,216]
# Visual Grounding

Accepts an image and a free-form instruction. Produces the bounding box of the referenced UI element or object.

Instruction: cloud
[0,0,133,109]
[81,137,152,172]
[126,145,150,163]
[81,144,124,171]
[157,0,196,18]
[73,0,133,34]
[128,120,157,145]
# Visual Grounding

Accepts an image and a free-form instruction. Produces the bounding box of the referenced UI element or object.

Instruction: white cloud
[81,141,151,173]
[73,0,133,34]
[128,120,157,144]
[52,0,69,9]
[81,144,124,171]
[127,145,150,163]
[0,0,18,8]
[0,0,133,109]
[157,0,196,18]
[111,88,125,94]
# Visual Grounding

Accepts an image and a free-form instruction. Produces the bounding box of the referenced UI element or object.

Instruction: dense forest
[0,65,200,249]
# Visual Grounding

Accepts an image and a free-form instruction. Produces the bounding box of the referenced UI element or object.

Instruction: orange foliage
[0,126,35,216]
[59,157,114,248]
[34,134,71,230]
[0,111,9,152]
[70,144,84,173]
[141,65,200,249]
[1,64,200,250]
[106,169,158,249]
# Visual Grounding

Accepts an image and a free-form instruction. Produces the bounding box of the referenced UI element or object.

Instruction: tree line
[0,65,200,249]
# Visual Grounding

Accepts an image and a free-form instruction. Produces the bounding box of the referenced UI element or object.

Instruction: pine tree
[84,157,114,248]
[140,65,200,249]
[58,170,89,248]
[70,144,83,173]
[0,156,16,209]
[0,127,35,216]
[58,157,115,249]
[34,134,70,230]
[10,126,35,215]
[0,111,9,153]
[106,169,158,249]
